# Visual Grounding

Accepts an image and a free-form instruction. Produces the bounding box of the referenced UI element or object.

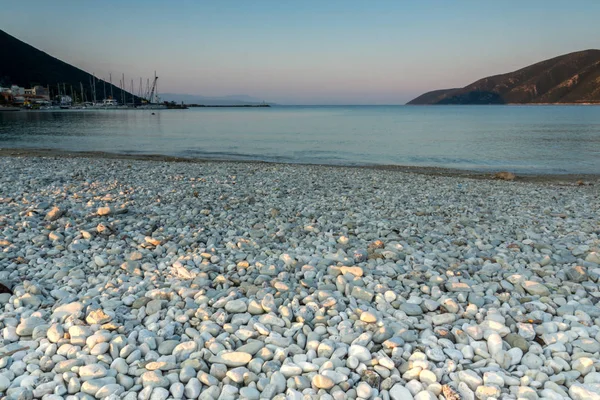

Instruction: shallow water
[1,105,599,174]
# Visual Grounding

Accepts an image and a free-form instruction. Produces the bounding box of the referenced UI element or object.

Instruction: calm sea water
[1,105,599,174]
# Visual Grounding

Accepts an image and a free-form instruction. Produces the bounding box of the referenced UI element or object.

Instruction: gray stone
[401,303,423,316]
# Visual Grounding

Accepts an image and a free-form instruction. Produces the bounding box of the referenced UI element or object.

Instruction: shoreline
[0,147,597,184]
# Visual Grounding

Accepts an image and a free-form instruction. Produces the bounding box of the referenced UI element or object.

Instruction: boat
[100,98,119,108]
[59,95,72,109]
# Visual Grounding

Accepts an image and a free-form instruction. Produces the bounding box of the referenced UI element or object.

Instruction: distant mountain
[161,93,271,105]
[408,50,600,105]
[0,29,138,103]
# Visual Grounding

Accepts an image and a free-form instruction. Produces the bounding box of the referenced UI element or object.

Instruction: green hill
[408,50,600,105]
[0,29,139,104]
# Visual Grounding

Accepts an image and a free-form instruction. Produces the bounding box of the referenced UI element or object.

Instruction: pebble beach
[1,155,599,400]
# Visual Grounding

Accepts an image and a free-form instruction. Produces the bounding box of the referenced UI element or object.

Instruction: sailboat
[88,74,120,109]
[137,72,166,109]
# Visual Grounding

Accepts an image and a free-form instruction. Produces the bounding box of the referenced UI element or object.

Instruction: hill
[408,50,600,105]
[0,29,138,104]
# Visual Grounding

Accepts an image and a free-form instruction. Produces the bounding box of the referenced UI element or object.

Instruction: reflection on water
[1,105,599,174]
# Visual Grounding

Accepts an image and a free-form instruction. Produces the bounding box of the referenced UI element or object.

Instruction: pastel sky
[2,0,599,104]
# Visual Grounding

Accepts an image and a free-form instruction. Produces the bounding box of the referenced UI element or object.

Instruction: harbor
[0,72,174,111]
[0,72,275,111]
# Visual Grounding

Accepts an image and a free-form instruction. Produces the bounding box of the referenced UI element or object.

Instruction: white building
[32,86,49,99]
[10,85,25,95]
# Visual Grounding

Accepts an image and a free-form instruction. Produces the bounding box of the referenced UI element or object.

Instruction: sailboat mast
[92,74,97,104]
[121,73,125,105]
[103,79,106,100]
[154,71,158,103]
[139,78,142,99]
[110,73,114,99]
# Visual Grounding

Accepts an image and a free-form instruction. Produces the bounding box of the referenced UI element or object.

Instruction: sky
[2,0,600,104]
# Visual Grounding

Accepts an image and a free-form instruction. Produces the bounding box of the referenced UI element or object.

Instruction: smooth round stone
[360,311,378,323]
[281,364,303,377]
[389,384,414,400]
[91,342,110,356]
[475,386,501,400]
[240,387,260,400]
[431,314,456,325]
[0,375,10,392]
[584,373,600,384]
[184,379,201,398]
[226,367,248,384]
[522,353,544,369]
[16,317,45,336]
[585,252,600,264]
[179,366,196,383]
[225,299,247,313]
[458,370,483,391]
[141,371,170,388]
[208,351,252,367]
[81,378,117,396]
[158,340,179,355]
[401,303,424,316]
[573,357,594,376]
[508,348,523,365]
[172,342,198,359]
[384,291,397,303]
[484,371,505,387]
[149,387,169,400]
[79,364,108,381]
[312,374,335,390]
[47,324,64,343]
[318,342,335,358]
[487,333,503,356]
[95,384,125,398]
[425,347,445,362]
[414,391,437,400]
[356,382,373,398]
[110,358,129,375]
[348,345,371,362]
[347,356,360,369]
[522,281,550,296]
[573,338,600,353]
[170,382,184,399]
[419,370,437,385]
[505,333,530,352]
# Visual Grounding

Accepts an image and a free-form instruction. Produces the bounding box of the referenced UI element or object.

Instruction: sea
[1,105,599,174]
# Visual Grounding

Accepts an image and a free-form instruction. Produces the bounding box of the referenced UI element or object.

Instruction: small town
[0,81,159,110]
[0,72,169,110]
[0,85,53,108]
